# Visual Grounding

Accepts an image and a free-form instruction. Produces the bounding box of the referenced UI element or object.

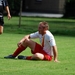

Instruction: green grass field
[4,16,75,36]
[0,16,75,75]
[0,33,75,75]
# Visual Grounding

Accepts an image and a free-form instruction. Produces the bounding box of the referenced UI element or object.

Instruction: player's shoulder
[2,0,7,2]
[46,30,53,36]
[45,30,54,38]
[3,0,7,2]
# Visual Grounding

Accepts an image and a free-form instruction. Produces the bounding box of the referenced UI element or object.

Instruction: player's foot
[18,55,27,60]
[4,55,15,59]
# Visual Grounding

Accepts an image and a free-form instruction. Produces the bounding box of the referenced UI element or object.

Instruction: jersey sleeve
[30,31,39,39]
[3,0,8,7]
[46,35,56,46]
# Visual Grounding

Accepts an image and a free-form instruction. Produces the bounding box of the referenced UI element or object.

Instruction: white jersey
[30,30,56,56]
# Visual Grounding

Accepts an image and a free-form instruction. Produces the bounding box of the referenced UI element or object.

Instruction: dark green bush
[63,0,75,18]
[7,0,20,16]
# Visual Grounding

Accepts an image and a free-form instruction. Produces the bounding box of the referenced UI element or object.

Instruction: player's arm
[52,45,59,62]
[5,6,11,19]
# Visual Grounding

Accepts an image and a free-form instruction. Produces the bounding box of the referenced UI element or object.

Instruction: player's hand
[8,14,11,20]
[54,59,60,63]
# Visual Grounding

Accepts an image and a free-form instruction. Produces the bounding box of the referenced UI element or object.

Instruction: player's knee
[23,38,30,44]
[34,53,40,58]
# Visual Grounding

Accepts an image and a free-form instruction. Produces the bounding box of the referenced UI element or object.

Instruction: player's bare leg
[11,38,36,58]
[31,53,44,60]
[0,26,3,34]
[4,38,44,60]
[18,39,44,60]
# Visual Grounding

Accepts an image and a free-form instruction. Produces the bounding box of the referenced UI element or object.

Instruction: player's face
[38,23,44,34]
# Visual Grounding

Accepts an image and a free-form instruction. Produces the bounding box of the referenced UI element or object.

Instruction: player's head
[38,21,49,35]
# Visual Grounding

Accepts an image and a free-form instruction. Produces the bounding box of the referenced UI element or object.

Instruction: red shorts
[31,43,52,61]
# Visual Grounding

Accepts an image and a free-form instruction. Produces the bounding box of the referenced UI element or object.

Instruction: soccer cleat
[4,55,15,59]
[18,55,27,60]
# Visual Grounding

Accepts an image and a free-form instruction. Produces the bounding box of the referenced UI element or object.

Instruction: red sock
[12,45,25,57]
[26,56,32,60]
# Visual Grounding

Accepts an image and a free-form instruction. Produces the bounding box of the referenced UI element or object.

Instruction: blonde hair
[39,21,49,30]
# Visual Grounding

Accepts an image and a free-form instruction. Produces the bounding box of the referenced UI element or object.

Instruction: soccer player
[0,0,11,34]
[4,21,59,62]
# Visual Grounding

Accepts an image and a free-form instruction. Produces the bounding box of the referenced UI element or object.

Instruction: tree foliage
[7,0,20,15]
[63,0,75,18]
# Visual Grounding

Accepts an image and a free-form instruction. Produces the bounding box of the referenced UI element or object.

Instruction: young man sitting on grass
[4,21,59,62]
